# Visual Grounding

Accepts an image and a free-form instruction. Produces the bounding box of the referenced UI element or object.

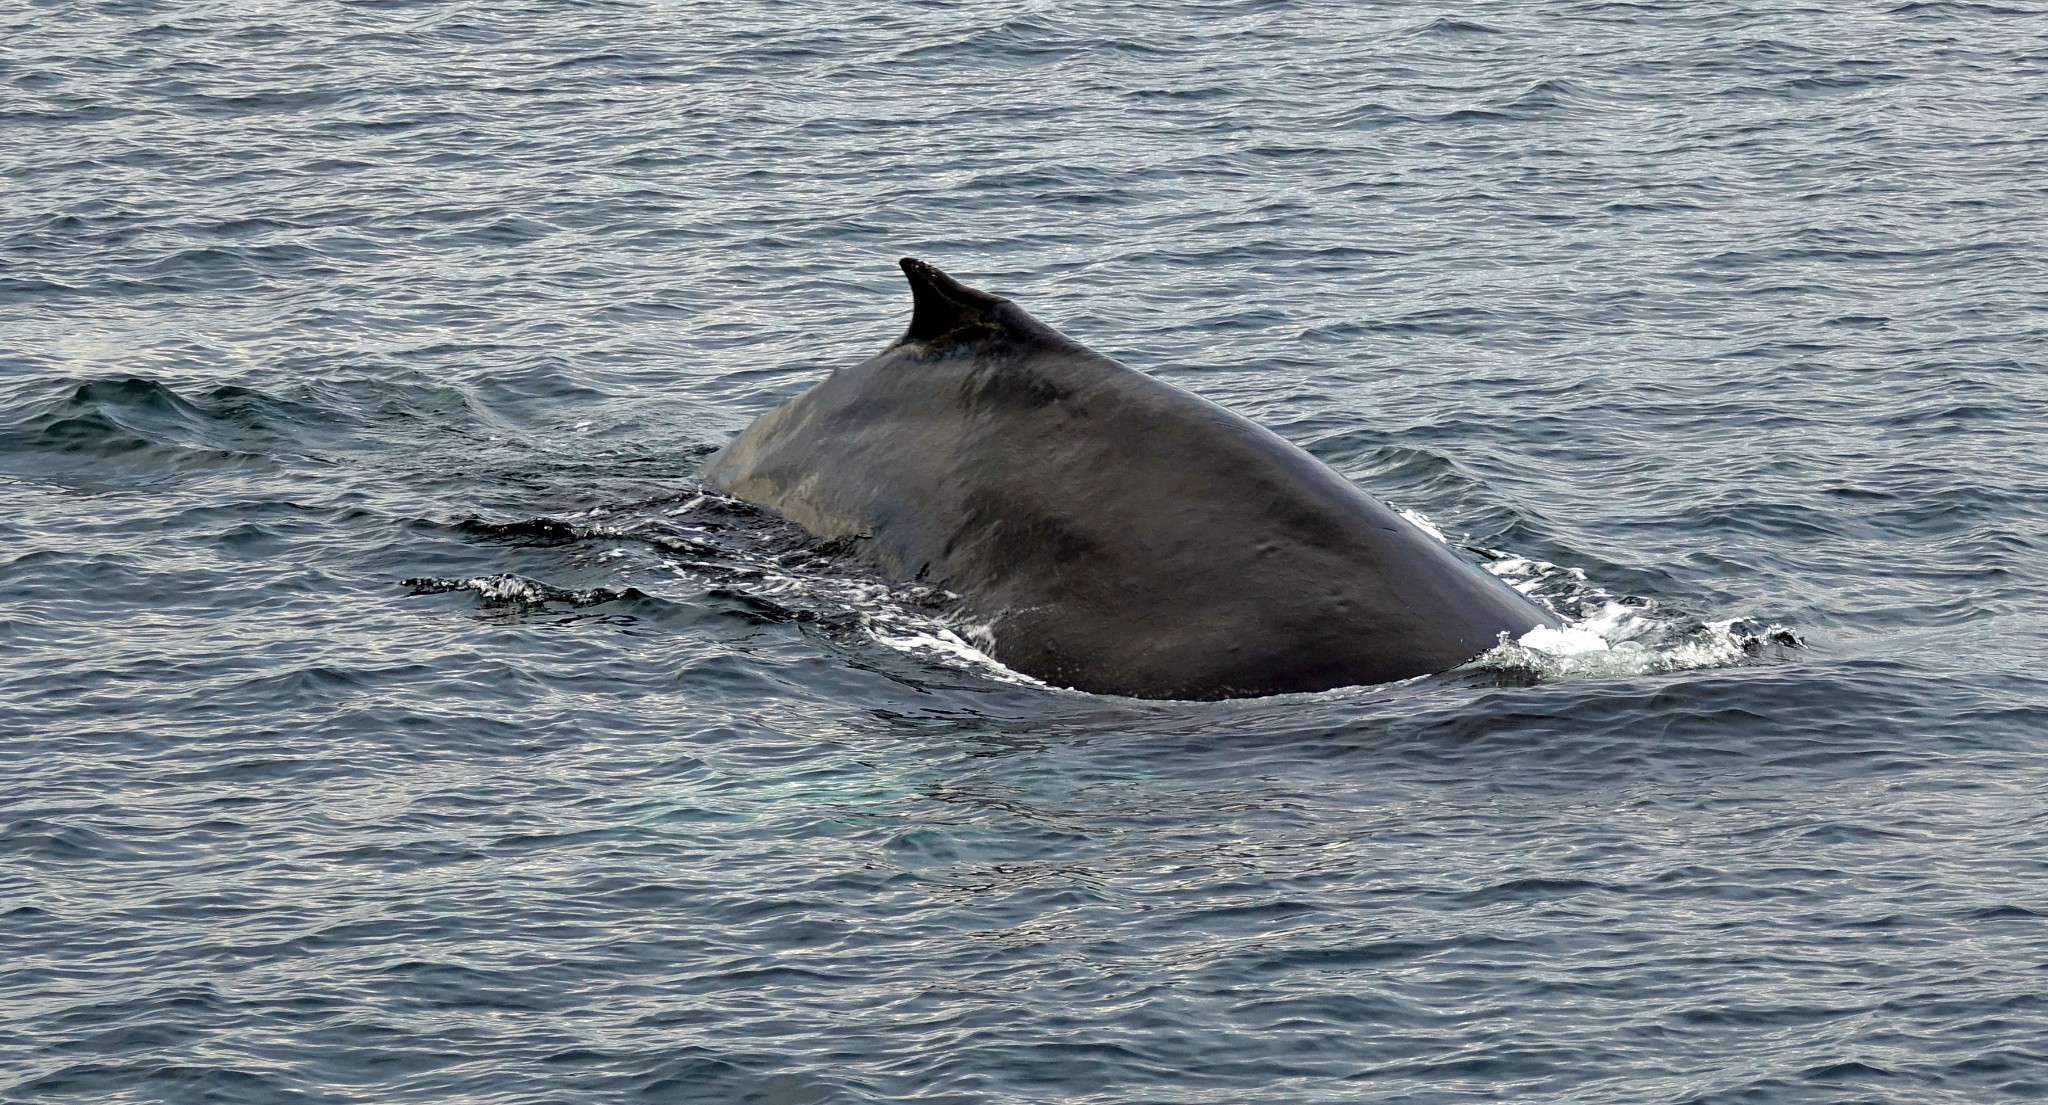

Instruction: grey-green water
[5,2,2046,1102]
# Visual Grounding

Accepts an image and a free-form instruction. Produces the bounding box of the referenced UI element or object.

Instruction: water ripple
[4,1,2046,1102]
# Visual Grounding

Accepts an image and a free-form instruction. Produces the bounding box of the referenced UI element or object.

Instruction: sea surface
[5,1,2047,1102]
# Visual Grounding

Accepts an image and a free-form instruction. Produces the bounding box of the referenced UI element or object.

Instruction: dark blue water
[6,2,2047,1101]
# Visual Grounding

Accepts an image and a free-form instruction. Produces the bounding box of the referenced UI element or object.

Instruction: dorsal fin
[899,257,1005,343]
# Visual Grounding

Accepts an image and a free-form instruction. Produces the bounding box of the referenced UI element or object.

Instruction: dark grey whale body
[705,258,1559,699]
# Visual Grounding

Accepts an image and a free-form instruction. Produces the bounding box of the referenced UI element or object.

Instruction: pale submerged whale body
[705,258,1559,700]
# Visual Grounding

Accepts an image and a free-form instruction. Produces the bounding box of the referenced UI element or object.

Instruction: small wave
[1394,505,1801,682]
[1396,508,1446,542]
[1472,548,1802,683]
[1411,16,1502,36]
[858,599,1040,686]
[0,377,276,477]
[1425,77,1603,126]
[660,513,1042,687]
[0,375,389,480]
[447,494,1044,686]
[646,498,1045,687]
[446,517,584,546]
[1888,0,2038,15]
[404,573,643,609]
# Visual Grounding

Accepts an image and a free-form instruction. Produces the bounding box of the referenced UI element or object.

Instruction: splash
[442,495,1798,695]
[404,573,637,608]
[1396,507,1447,542]
[1389,503,1800,680]
[1468,544,1800,683]
[541,494,1044,686]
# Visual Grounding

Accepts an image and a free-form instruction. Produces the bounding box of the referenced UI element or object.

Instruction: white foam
[465,574,547,603]
[1469,549,1798,682]
[592,495,1796,692]
[866,625,1044,685]
[1518,622,1609,655]
[588,496,1042,686]
[1397,508,1447,542]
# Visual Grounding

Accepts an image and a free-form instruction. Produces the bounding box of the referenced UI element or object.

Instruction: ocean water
[5,1,2047,1101]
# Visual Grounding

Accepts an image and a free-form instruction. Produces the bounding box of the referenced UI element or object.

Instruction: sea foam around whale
[1395,509,1801,684]
[403,497,1793,694]
[847,505,1794,691]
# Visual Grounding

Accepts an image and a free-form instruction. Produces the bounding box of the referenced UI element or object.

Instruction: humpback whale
[705,258,1559,699]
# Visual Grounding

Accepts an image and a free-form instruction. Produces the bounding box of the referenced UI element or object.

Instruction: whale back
[704,259,1556,699]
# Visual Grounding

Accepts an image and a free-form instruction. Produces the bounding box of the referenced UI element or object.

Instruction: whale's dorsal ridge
[898,257,1010,345]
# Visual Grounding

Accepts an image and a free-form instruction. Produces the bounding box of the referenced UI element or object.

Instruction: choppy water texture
[6,1,2048,1101]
